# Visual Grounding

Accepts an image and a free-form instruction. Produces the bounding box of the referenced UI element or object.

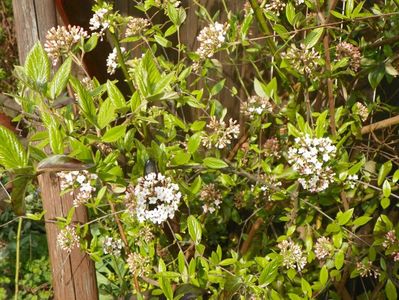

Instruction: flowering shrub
[2,0,399,299]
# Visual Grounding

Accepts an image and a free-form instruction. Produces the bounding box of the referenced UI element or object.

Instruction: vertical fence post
[12,1,98,298]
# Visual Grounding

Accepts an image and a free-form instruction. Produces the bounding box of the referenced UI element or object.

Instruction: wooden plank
[33,0,58,41]
[12,0,39,63]
[38,173,98,300]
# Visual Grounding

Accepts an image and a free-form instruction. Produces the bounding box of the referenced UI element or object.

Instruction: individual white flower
[131,173,182,224]
[287,135,336,192]
[277,240,307,271]
[57,225,80,253]
[356,260,380,278]
[106,47,126,75]
[382,230,397,249]
[346,174,359,189]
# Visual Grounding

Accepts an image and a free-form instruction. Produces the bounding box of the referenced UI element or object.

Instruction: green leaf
[352,216,372,227]
[0,126,28,169]
[154,35,172,47]
[337,208,354,225]
[159,276,173,300]
[335,251,345,270]
[187,215,202,244]
[49,124,64,155]
[320,266,328,285]
[70,77,96,124]
[304,28,324,48]
[83,34,98,52]
[383,180,391,198]
[259,259,279,286]
[25,42,50,88]
[285,2,296,26]
[254,78,268,98]
[393,170,399,183]
[219,258,237,266]
[210,79,226,96]
[301,278,312,298]
[171,150,190,165]
[381,197,390,209]
[37,155,93,172]
[315,110,329,138]
[378,161,392,186]
[203,157,228,169]
[97,99,116,129]
[48,57,72,99]
[368,65,385,90]
[187,132,202,154]
[11,175,31,216]
[386,279,397,300]
[107,80,126,109]
[102,125,127,143]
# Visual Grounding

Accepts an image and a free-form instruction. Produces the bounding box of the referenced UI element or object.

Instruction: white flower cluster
[383,230,397,249]
[241,95,273,119]
[57,170,97,207]
[196,22,227,61]
[354,102,369,122]
[201,117,240,149]
[57,225,80,253]
[154,0,181,8]
[133,173,181,224]
[103,236,123,256]
[106,47,126,75]
[314,236,332,260]
[282,44,320,76]
[346,174,359,189]
[287,135,336,192]
[356,260,380,278]
[127,252,149,277]
[277,240,307,271]
[44,25,88,65]
[336,42,361,72]
[89,4,112,38]
[125,17,150,37]
[265,0,286,16]
[199,183,222,214]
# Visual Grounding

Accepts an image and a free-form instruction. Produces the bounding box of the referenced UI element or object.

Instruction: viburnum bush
[2,0,399,299]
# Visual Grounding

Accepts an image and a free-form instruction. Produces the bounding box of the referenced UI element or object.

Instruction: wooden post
[12,1,98,299]
[38,173,98,300]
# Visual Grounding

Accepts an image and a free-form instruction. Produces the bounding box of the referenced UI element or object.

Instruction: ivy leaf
[25,42,50,88]
[187,215,202,244]
[0,126,28,169]
[48,57,72,100]
[203,157,228,169]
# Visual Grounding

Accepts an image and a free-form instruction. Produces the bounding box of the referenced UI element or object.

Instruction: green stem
[14,217,23,300]
[248,0,278,56]
[110,33,135,95]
